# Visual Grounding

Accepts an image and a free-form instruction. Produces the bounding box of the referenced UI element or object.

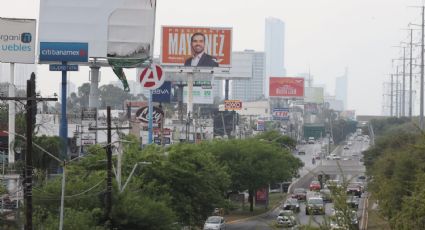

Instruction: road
[227,136,369,230]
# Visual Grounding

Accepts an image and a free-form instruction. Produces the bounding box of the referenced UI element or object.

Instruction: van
[308,137,315,144]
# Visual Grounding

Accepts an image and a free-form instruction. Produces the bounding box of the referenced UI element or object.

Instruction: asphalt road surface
[227,136,369,230]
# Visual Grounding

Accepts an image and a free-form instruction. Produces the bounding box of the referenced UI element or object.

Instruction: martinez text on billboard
[161,26,232,67]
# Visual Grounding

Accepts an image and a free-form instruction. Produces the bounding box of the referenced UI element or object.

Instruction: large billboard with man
[161,26,232,68]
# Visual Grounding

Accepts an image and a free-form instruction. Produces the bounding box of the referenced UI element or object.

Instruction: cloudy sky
[0,0,423,115]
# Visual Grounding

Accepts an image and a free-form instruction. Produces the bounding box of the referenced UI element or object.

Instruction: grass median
[225,192,287,223]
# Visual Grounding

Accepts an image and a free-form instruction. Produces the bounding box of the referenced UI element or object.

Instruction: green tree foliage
[78,83,91,108]
[255,130,297,149]
[364,118,425,229]
[331,119,357,144]
[141,143,230,226]
[204,138,303,212]
[99,84,135,109]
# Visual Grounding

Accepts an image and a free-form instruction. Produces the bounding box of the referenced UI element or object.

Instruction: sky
[0,0,423,115]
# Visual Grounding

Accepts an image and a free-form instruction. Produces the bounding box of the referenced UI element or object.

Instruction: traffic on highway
[227,133,369,230]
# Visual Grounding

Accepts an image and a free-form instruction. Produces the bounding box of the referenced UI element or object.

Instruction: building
[230,50,265,102]
[335,69,348,110]
[265,17,286,98]
[325,95,344,112]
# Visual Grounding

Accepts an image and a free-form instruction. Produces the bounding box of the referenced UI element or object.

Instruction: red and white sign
[224,100,242,110]
[139,64,164,90]
[269,77,304,98]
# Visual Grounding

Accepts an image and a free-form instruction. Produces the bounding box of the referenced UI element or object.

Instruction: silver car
[203,216,226,230]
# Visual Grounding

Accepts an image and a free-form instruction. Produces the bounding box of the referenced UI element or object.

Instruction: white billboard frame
[38,0,156,65]
[0,17,36,64]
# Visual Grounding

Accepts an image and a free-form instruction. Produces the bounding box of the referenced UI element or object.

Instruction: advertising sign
[269,77,304,98]
[49,64,79,71]
[39,42,88,62]
[183,86,213,104]
[272,108,290,120]
[255,187,268,206]
[305,87,324,104]
[39,0,156,61]
[256,120,265,131]
[161,26,232,67]
[0,18,36,64]
[135,106,164,123]
[224,100,242,110]
[139,64,165,90]
[152,81,172,103]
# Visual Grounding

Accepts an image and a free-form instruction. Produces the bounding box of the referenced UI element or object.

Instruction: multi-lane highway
[227,136,369,229]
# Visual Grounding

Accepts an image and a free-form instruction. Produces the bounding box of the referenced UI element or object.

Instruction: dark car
[347,183,362,197]
[346,195,360,209]
[306,197,325,215]
[298,150,306,155]
[282,198,300,212]
[292,188,307,201]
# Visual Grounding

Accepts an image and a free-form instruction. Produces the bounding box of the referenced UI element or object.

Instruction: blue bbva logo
[21,33,32,43]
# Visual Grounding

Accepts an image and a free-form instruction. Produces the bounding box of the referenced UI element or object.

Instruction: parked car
[292,188,307,201]
[203,216,226,230]
[343,145,349,150]
[282,198,300,212]
[309,180,321,191]
[298,150,306,155]
[305,197,325,215]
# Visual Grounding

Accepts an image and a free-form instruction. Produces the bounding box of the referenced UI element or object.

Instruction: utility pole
[391,74,394,116]
[402,47,406,117]
[25,76,34,230]
[396,66,399,117]
[89,106,130,229]
[410,28,414,119]
[419,6,425,127]
[0,73,57,230]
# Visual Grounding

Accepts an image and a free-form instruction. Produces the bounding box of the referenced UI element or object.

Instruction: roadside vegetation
[363,117,425,229]
[1,131,302,229]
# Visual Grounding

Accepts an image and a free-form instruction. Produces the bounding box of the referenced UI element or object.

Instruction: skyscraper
[335,69,348,110]
[264,17,286,98]
[231,50,265,102]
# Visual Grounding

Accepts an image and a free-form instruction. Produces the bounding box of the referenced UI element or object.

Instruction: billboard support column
[89,62,100,108]
[8,63,15,164]
[148,90,153,144]
[187,73,194,117]
[60,61,68,159]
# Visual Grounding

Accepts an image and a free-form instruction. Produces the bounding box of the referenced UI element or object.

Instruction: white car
[203,216,226,230]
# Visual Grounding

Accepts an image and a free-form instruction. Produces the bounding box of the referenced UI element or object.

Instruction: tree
[78,83,91,108]
[141,143,230,226]
[99,84,135,109]
[205,139,303,212]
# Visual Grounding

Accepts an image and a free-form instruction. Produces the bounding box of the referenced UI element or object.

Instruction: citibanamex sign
[135,106,164,123]
[224,100,242,110]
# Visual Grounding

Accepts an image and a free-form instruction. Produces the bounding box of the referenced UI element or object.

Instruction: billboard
[0,18,36,64]
[38,0,156,62]
[39,42,88,62]
[161,26,232,68]
[305,87,324,104]
[224,100,242,110]
[183,86,213,104]
[152,81,171,103]
[272,108,290,121]
[269,77,304,98]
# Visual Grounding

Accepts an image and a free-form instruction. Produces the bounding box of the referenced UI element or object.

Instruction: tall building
[264,17,286,98]
[231,50,265,102]
[335,69,348,110]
